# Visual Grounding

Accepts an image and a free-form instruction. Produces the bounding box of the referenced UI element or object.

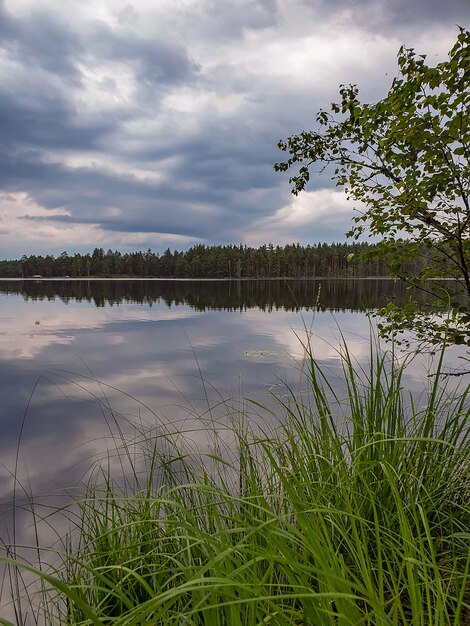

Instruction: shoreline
[0,276,422,282]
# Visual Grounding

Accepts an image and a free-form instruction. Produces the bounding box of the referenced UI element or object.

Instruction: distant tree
[20,255,29,278]
[102,250,114,277]
[84,254,92,277]
[72,253,82,277]
[91,248,105,276]
[1,242,425,281]
[160,248,175,277]
[276,28,470,348]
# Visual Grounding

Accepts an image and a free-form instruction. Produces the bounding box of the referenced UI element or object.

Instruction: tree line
[0,242,397,279]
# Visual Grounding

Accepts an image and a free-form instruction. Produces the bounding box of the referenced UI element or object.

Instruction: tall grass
[1,340,469,625]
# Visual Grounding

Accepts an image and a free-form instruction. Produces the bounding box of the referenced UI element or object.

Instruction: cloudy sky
[0,0,467,258]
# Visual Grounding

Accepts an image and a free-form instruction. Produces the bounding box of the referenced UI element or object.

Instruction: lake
[0,278,467,620]
[0,278,466,501]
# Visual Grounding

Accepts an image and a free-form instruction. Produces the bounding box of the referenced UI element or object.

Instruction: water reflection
[0,277,423,312]
[0,281,390,500]
[0,280,467,621]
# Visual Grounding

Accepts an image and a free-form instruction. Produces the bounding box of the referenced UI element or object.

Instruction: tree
[275,28,470,348]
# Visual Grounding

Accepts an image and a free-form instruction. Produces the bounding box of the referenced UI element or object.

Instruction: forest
[0,241,398,279]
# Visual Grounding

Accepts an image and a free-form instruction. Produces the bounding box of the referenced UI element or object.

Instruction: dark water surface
[0,278,467,619]
[0,278,464,501]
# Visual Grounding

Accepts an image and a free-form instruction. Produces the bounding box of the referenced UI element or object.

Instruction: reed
[1,340,469,625]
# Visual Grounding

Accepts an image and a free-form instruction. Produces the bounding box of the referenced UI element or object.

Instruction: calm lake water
[0,278,467,619]
[0,278,465,497]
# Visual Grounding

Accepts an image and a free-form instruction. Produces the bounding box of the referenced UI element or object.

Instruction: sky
[0,0,468,258]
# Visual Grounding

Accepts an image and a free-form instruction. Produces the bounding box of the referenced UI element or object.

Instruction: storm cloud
[0,0,467,257]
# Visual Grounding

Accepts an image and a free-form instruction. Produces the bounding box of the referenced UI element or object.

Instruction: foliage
[276,28,470,347]
[2,342,470,625]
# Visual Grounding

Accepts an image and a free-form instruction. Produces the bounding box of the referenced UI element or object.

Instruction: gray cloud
[307,0,469,32]
[0,0,199,86]
[84,20,200,92]
[0,1,83,80]
[0,0,467,255]
[204,0,279,37]
[366,0,469,28]
[6,149,282,241]
[0,90,117,152]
